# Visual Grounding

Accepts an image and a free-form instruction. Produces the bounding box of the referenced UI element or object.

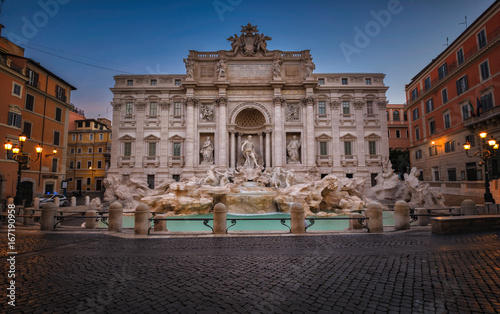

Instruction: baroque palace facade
[108,24,389,187]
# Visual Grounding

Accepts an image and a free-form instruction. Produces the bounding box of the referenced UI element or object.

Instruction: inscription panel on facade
[227,64,272,78]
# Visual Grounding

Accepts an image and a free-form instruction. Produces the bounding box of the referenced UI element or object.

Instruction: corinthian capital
[214,96,228,107]
[273,96,286,105]
[186,97,199,106]
[377,100,388,109]
[111,102,122,110]
[301,96,315,105]
[159,101,170,110]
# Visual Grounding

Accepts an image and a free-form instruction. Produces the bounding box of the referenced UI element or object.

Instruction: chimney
[0,24,4,37]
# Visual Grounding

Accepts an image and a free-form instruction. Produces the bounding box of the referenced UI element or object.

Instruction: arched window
[393,110,400,121]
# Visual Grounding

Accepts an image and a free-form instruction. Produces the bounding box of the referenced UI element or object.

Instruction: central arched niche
[235,108,266,129]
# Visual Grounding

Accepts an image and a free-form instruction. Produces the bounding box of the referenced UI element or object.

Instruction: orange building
[386,104,409,151]
[405,2,499,202]
[0,25,76,204]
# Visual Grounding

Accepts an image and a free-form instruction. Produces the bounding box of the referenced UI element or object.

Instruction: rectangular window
[429,120,435,135]
[87,161,92,169]
[344,141,352,155]
[318,101,326,115]
[411,88,418,101]
[365,78,372,85]
[478,29,487,49]
[55,107,62,122]
[88,147,92,153]
[173,143,181,156]
[441,88,448,104]
[23,122,32,139]
[70,148,75,154]
[97,160,102,169]
[150,102,157,116]
[438,63,447,80]
[53,131,60,146]
[127,80,133,86]
[69,161,74,169]
[124,142,132,156]
[444,113,451,129]
[72,134,76,141]
[425,98,434,113]
[89,134,94,141]
[415,127,420,140]
[412,108,419,121]
[98,147,103,153]
[149,142,156,156]
[12,83,21,96]
[8,112,22,128]
[147,175,155,189]
[480,60,490,80]
[55,86,66,101]
[342,101,350,114]
[150,79,157,86]
[87,178,91,185]
[85,121,90,127]
[456,75,468,95]
[175,79,181,86]
[429,146,437,156]
[445,141,455,153]
[396,130,401,138]
[366,101,374,114]
[415,150,422,159]
[465,135,475,147]
[77,148,82,154]
[27,69,39,87]
[51,158,58,172]
[318,78,325,85]
[368,141,376,155]
[174,102,182,116]
[319,142,327,156]
[448,168,457,181]
[457,48,464,65]
[79,134,83,141]
[125,102,133,116]
[76,161,81,169]
[462,103,472,120]
[25,94,35,111]
[481,92,494,111]
[424,76,431,91]
[99,133,104,141]
[341,78,348,85]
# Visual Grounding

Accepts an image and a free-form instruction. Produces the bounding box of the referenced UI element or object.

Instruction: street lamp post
[4,134,43,205]
[463,131,499,204]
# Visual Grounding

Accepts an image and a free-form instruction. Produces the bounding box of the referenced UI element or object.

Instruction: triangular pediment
[169,134,185,141]
[119,134,135,141]
[144,134,160,141]
[340,133,357,140]
[315,133,332,140]
[365,133,381,140]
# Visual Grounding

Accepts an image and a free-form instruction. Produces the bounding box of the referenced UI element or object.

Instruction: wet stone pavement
[1,230,500,313]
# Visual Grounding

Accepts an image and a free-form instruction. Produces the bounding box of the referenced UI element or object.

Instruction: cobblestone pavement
[1,230,500,313]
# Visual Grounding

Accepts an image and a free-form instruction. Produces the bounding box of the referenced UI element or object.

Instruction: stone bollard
[476,205,485,214]
[85,196,90,206]
[85,210,97,229]
[213,203,227,234]
[154,214,168,232]
[394,200,410,230]
[364,202,383,233]
[348,213,363,230]
[416,208,429,226]
[71,196,76,207]
[54,196,60,208]
[33,197,40,209]
[108,202,123,232]
[41,203,57,231]
[461,199,476,216]
[290,202,306,234]
[134,203,150,235]
[450,207,462,215]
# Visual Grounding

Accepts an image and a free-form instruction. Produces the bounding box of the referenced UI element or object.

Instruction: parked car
[39,194,68,207]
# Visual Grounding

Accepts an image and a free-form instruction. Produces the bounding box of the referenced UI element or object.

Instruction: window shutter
[456,80,460,94]
[8,112,13,125]
[464,75,468,90]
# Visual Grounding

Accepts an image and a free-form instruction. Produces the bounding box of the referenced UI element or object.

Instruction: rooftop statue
[227,23,272,56]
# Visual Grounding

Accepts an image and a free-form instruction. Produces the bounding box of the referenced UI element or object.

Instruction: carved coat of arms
[227,23,272,56]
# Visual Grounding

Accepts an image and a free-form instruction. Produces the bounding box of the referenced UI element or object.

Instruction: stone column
[265,130,271,169]
[159,101,170,176]
[416,208,429,226]
[273,97,285,167]
[134,203,150,235]
[41,203,57,231]
[134,100,147,169]
[85,196,90,206]
[216,97,228,168]
[461,199,476,215]
[108,102,122,173]
[154,214,167,232]
[54,196,60,208]
[108,201,123,232]
[213,203,227,234]
[354,100,366,167]
[394,200,410,230]
[259,132,264,159]
[330,100,341,169]
[378,100,389,162]
[348,213,364,230]
[70,196,76,207]
[230,131,235,170]
[184,98,197,170]
[364,202,383,233]
[303,96,316,167]
[290,202,306,234]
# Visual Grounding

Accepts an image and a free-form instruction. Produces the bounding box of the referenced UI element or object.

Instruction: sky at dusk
[0,0,495,120]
